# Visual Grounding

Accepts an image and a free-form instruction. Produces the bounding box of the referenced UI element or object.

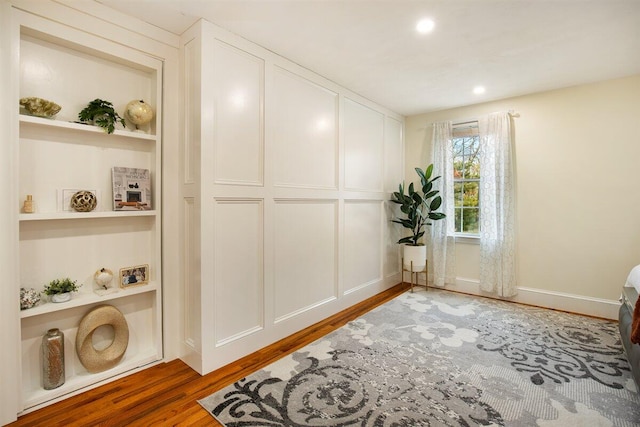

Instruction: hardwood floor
[8,282,410,427]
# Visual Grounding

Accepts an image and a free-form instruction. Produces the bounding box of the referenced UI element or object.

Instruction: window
[452,123,480,235]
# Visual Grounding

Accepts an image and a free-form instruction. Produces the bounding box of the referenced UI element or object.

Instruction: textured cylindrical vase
[42,328,65,390]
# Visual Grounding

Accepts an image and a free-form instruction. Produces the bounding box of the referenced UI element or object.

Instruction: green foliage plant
[390,164,446,246]
[43,278,81,295]
[78,99,125,134]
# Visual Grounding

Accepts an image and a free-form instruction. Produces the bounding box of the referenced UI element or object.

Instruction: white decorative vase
[403,245,427,272]
[51,292,71,303]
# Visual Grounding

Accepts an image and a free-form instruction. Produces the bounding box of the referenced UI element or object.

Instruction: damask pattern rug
[199,289,640,426]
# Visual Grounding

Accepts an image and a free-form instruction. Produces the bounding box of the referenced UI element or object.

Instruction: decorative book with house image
[111,167,152,210]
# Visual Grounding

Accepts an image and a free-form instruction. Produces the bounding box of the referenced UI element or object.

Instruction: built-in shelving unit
[20,284,159,319]
[19,113,157,141]
[14,10,164,413]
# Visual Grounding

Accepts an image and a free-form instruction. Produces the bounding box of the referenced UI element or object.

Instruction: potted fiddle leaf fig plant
[391,164,446,272]
[78,99,125,134]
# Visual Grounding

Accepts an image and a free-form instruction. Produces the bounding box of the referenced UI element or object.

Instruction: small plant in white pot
[78,99,125,134]
[43,278,81,303]
[391,164,446,272]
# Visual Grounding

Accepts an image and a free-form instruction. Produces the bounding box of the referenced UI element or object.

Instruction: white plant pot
[403,245,427,272]
[51,292,71,303]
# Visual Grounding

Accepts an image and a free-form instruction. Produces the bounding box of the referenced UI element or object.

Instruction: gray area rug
[199,289,640,426]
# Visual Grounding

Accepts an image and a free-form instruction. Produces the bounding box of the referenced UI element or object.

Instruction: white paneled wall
[274,200,338,321]
[384,117,404,278]
[344,98,385,192]
[181,20,403,374]
[273,68,338,189]
[212,40,264,186]
[344,200,383,293]
[214,199,264,344]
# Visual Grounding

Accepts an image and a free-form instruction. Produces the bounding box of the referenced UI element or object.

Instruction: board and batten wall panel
[180,19,404,375]
[344,200,383,293]
[384,117,404,278]
[211,40,264,186]
[272,67,338,189]
[214,199,264,344]
[183,37,199,185]
[383,117,404,193]
[344,98,385,192]
[273,200,338,322]
[182,197,200,352]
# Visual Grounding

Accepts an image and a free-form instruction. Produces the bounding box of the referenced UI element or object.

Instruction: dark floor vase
[42,328,65,390]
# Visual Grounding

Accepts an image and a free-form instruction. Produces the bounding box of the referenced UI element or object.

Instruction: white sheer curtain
[429,121,456,287]
[478,112,516,297]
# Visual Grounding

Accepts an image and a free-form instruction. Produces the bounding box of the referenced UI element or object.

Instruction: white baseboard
[430,277,621,320]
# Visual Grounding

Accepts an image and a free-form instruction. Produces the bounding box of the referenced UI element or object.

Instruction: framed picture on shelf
[112,167,152,211]
[119,264,149,288]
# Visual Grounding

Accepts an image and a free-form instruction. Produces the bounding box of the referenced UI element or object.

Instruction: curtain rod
[418,110,520,130]
[452,110,520,126]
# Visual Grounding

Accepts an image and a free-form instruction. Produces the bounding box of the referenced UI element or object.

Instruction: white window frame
[452,121,480,242]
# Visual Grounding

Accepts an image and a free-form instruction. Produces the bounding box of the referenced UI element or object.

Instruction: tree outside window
[452,133,480,234]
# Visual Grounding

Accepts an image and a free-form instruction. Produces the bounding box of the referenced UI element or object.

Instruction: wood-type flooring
[8,282,409,426]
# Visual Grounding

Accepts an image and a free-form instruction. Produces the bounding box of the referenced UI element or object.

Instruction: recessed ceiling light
[416,18,435,34]
[473,86,486,95]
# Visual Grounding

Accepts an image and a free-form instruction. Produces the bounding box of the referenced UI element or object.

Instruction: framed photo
[119,264,149,288]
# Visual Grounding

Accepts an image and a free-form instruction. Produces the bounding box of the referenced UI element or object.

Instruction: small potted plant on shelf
[390,164,446,272]
[43,277,82,303]
[78,99,125,134]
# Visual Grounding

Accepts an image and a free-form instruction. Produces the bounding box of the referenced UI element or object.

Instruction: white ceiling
[96,0,640,116]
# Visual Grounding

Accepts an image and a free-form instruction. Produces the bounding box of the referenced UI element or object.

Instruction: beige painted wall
[405,74,640,302]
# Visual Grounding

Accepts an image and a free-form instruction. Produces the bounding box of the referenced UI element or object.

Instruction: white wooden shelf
[20,283,158,319]
[19,114,156,141]
[19,210,157,222]
[22,350,160,410]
